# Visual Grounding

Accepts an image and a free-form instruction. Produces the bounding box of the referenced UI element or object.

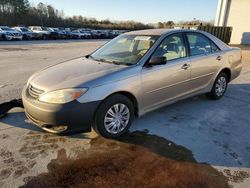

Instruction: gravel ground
[0,40,249,188]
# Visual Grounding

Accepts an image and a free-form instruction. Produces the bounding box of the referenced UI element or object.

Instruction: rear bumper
[22,87,101,134]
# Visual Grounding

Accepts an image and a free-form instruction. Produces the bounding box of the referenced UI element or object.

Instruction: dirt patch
[223,169,250,183]
[0,48,28,52]
[21,131,230,188]
[0,148,13,159]
[13,166,29,178]
[0,168,12,180]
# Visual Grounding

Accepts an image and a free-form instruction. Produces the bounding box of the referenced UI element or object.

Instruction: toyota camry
[22,29,242,138]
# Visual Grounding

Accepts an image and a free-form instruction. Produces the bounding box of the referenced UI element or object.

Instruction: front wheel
[207,72,228,100]
[2,34,8,41]
[23,35,28,40]
[92,94,134,138]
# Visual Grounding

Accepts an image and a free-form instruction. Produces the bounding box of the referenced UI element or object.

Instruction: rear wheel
[42,34,47,40]
[92,94,134,138]
[207,72,228,100]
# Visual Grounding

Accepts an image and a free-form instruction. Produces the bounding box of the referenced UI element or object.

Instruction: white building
[215,0,250,44]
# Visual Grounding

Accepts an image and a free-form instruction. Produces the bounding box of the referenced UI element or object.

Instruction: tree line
[0,0,153,30]
[0,0,213,30]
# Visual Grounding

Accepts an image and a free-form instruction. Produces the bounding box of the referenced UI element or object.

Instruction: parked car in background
[96,30,108,39]
[111,30,121,38]
[66,30,77,39]
[57,27,71,39]
[48,28,67,39]
[71,30,90,39]
[81,30,92,39]
[0,25,129,41]
[0,26,23,41]
[71,30,83,39]
[64,28,80,39]
[13,27,37,40]
[90,30,100,39]
[22,29,242,138]
[29,26,50,40]
[44,27,60,40]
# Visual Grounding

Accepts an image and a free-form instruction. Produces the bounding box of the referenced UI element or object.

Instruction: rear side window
[187,33,212,56]
[211,41,220,52]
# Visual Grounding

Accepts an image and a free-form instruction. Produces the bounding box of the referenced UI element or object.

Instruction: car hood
[29,57,130,92]
[4,30,20,34]
[23,31,35,34]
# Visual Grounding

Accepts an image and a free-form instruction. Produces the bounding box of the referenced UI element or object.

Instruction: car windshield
[0,27,14,31]
[41,27,49,31]
[90,35,159,65]
[20,28,29,32]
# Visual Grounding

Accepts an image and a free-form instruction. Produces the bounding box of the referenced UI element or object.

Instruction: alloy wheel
[215,76,227,96]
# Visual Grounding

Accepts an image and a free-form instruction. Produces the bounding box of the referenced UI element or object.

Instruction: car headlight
[39,88,87,104]
[6,32,12,36]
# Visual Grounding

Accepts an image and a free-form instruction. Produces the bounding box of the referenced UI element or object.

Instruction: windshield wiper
[88,56,133,66]
[98,58,123,65]
[109,60,122,65]
[123,63,134,66]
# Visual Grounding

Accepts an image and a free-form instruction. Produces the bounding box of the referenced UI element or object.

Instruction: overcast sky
[31,0,218,23]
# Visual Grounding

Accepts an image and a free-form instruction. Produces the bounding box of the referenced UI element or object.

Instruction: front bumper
[5,35,23,40]
[22,87,101,134]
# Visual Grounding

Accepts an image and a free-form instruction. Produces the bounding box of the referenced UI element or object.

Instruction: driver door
[141,33,191,112]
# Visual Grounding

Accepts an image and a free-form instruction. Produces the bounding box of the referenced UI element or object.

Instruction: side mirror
[148,56,167,66]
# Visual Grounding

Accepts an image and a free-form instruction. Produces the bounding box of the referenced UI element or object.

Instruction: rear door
[186,32,223,92]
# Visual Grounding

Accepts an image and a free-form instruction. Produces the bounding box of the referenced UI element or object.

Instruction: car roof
[125,28,211,36]
[125,29,180,36]
[125,29,230,50]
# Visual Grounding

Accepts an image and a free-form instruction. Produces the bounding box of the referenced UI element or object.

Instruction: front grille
[28,84,44,99]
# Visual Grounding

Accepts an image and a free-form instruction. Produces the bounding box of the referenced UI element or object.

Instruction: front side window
[152,34,187,61]
[90,35,159,65]
[20,28,28,32]
[187,33,212,56]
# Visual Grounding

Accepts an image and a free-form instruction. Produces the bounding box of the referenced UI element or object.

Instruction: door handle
[216,56,222,61]
[181,63,190,70]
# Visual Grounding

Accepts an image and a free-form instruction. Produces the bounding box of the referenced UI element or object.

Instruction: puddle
[21,130,230,188]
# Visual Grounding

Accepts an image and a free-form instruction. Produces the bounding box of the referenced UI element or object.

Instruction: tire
[42,35,46,40]
[92,94,134,138]
[23,35,28,40]
[2,34,6,41]
[207,72,228,100]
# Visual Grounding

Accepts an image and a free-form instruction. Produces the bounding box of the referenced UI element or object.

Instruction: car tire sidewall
[209,73,228,100]
[2,34,6,40]
[23,35,28,40]
[93,94,134,138]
